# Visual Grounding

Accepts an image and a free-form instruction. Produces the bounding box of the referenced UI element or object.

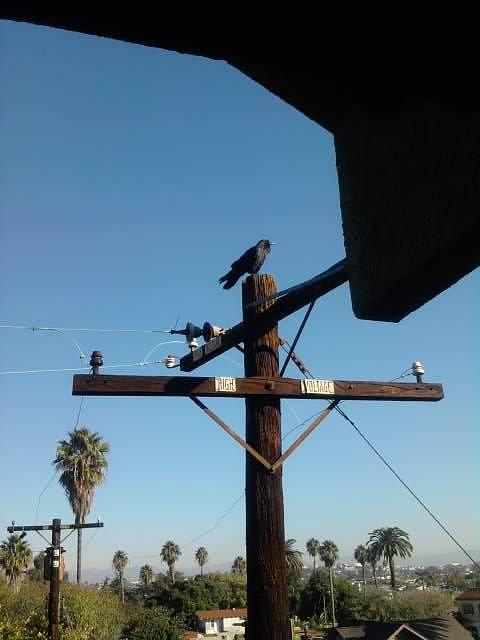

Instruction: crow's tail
[219,270,239,289]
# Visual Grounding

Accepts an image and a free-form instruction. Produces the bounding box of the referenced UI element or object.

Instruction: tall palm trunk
[120,571,125,605]
[200,564,203,577]
[313,556,316,573]
[169,563,175,585]
[329,566,336,627]
[389,556,396,589]
[372,564,378,588]
[76,515,82,585]
[362,564,366,599]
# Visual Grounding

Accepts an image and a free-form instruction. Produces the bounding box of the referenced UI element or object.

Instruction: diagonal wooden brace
[270,400,339,473]
[190,396,273,471]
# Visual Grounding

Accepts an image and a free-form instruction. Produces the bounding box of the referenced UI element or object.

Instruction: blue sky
[0,20,478,579]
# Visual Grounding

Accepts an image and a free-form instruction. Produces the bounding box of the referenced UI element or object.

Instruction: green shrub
[60,584,126,640]
[124,606,183,640]
[361,589,454,621]
[0,578,126,640]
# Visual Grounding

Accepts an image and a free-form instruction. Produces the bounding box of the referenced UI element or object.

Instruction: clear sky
[0,20,478,579]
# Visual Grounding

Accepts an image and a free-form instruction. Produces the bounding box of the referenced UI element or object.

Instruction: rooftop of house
[456,590,480,601]
[195,608,247,621]
[332,617,472,640]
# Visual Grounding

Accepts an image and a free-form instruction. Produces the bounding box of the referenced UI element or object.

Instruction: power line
[0,358,177,376]
[75,396,85,428]
[282,409,325,442]
[83,527,101,549]
[283,340,479,570]
[127,493,245,560]
[0,323,173,334]
[34,470,58,524]
[334,404,480,571]
[180,493,244,551]
[33,396,86,524]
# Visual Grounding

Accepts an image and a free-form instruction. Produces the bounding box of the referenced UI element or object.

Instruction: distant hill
[79,550,479,585]
[80,561,233,585]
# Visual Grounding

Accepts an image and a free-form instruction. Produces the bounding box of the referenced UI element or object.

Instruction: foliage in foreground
[0,578,126,640]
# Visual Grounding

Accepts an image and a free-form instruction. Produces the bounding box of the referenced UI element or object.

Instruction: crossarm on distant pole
[7,523,104,533]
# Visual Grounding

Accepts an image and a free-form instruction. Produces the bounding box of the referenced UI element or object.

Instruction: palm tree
[366,543,380,588]
[285,539,303,574]
[231,556,246,576]
[195,547,208,577]
[54,426,109,584]
[319,540,339,627]
[139,564,154,591]
[112,550,128,605]
[28,551,46,582]
[354,544,368,599]
[161,540,181,585]
[0,533,32,593]
[306,538,321,573]
[368,527,413,590]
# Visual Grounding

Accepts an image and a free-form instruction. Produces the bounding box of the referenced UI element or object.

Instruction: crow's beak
[270,242,277,245]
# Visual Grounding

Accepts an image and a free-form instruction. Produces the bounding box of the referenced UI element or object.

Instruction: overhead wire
[0,323,173,334]
[281,327,479,571]
[180,493,245,551]
[75,396,85,428]
[33,390,86,524]
[333,403,480,571]
[0,358,178,376]
[33,470,58,524]
[83,527,101,550]
[4,314,475,568]
[126,493,245,561]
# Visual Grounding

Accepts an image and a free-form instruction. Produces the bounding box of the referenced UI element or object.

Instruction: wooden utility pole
[49,518,61,640]
[71,261,445,638]
[7,519,103,640]
[243,274,289,639]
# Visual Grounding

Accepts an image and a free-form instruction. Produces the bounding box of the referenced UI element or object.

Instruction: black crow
[219,239,274,289]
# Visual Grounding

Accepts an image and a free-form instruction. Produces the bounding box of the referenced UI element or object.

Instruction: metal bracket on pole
[190,396,339,473]
[190,396,273,471]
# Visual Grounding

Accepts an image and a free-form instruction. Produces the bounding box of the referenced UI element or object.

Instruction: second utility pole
[48,518,61,640]
[243,274,289,639]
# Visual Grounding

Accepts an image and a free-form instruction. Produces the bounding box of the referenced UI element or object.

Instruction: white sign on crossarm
[301,379,335,395]
[215,377,237,393]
